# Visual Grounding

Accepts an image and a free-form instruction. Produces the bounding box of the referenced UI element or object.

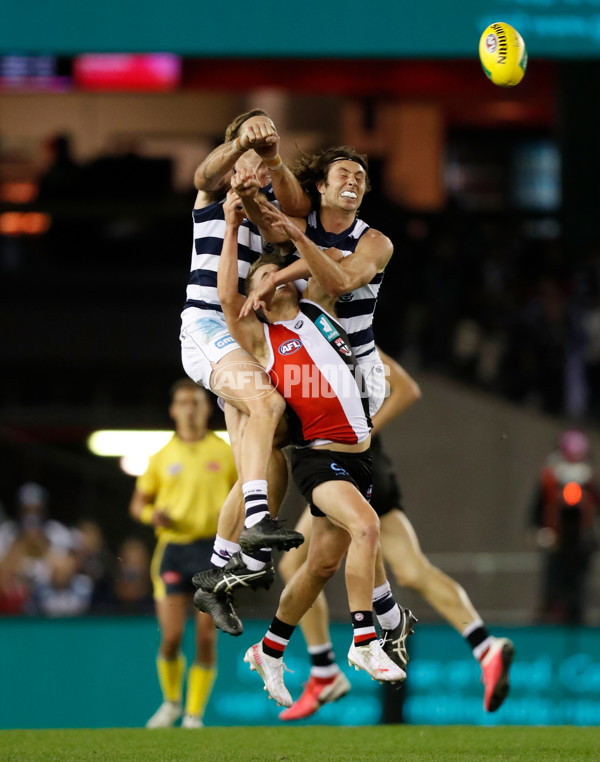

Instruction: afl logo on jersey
[338,292,354,302]
[278,339,302,355]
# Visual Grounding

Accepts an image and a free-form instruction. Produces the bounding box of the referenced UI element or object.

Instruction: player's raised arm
[217,190,265,356]
[232,169,292,245]
[194,113,279,192]
[263,155,312,218]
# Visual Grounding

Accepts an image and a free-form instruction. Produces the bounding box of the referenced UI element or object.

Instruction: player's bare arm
[232,171,304,246]
[217,190,267,359]
[194,115,278,191]
[260,200,392,298]
[193,115,279,208]
[235,119,310,217]
[370,348,422,435]
[295,226,392,298]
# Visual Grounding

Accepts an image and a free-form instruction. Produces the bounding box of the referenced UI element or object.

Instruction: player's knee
[392,555,429,590]
[307,554,342,581]
[248,391,285,421]
[351,512,380,547]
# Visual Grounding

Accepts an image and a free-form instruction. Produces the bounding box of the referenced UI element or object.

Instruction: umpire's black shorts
[152,537,214,599]
[289,445,373,518]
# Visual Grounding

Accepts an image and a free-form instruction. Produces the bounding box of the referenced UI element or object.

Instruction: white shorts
[360,350,388,418]
[180,308,241,389]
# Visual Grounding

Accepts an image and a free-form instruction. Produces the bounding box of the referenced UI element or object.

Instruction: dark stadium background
[1,0,600,729]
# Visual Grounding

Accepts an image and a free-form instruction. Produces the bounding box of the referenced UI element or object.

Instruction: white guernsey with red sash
[263,299,372,447]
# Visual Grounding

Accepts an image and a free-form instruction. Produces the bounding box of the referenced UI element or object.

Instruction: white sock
[210,535,240,568]
[242,479,269,527]
[372,580,401,630]
[473,636,494,662]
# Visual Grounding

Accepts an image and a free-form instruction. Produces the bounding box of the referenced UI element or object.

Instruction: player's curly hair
[224,109,270,143]
[292,146,371,209]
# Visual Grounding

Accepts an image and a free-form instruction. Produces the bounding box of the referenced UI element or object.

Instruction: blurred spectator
[27,550,93,618]
[0,482,91,616]
[74,519,116,613]
[113,538,153,615]
[0,483,78,616]
[0,482,74,556]
[0,549,29,615]
[530,429,600,624]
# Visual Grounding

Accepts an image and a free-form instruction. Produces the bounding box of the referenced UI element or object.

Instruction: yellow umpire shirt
[136,432,237,544]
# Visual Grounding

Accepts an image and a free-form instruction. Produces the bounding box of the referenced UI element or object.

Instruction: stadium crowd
[0,482,153,617]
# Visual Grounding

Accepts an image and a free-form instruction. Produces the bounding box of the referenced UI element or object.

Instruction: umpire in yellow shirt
[130,378,237,728]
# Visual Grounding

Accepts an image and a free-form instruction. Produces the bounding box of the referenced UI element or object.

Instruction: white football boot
[244,641,293,707]
[348,640,406,683]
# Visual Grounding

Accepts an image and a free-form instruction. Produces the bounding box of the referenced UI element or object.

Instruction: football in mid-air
[479,22,527,87]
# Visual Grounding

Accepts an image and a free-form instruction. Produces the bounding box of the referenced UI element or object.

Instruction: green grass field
[1,726,599,762]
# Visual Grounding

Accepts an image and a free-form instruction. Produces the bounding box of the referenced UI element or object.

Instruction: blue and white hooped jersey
[183,184,277,316]
[285,210,383,360]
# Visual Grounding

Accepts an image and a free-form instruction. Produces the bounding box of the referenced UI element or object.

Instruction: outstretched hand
[231,166,261,198]
[259,200,302,242]
[239,272,278,318]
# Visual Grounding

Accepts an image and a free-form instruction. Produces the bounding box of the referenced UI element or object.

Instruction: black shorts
[290,446,373,518]
[370,434,404,517]
[158,538,213,596]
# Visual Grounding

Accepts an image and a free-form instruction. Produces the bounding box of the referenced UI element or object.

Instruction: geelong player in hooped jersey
[210,190,407,706]
[239,146,393,419]
[179,111,312,633]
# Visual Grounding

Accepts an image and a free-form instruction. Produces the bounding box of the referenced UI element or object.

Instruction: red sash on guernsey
[264,301,371,446]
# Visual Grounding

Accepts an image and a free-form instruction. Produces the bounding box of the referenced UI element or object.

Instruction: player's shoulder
[356,227,393,258]
[359,226,391,245]
[193,188,227,216]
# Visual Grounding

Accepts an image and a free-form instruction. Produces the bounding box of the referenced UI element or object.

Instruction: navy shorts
[157,538,214,596]
[290,446,373,518]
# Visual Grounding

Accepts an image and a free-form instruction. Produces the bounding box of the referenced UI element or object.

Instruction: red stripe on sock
[354,630,377,644]
[314,675,336,686]
[263,636,286,652]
